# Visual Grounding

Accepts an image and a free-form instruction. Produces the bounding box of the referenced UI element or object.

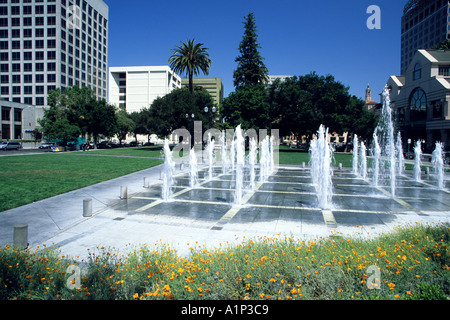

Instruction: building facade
[109,66,181,114]
[1,99,43,140]
[0,0,109,107]
[388,49,450,151]
[401,0,450,75]
[181,77,223,107]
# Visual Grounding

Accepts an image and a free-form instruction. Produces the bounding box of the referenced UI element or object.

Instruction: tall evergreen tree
[233,12,269,89]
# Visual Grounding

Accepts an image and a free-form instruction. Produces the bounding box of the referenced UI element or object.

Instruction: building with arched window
[387,49,450,152]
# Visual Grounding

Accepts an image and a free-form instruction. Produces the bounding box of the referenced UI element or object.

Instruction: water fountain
[352,134,359,175]
[161,139,175,201]
[432,141,445,190]
[248,138,257,190]
[207,133,215,180]
[234,125,245,205]
[221,131,229,174]
[377,85,396,197]
[372,129,381,187]
[309,125,333,209]
[396,132,405,176]
[189,146,199,188]
[414,140,422,182]
[359,141,367,180]
[259,137,268,182]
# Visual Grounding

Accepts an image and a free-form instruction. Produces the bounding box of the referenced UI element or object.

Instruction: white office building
[0,0,109,106]
[108,66,181,113]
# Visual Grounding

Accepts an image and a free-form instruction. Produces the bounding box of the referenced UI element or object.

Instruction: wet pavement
[1,163,449,260]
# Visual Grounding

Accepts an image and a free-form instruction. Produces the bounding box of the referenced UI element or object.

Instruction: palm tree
[169,39,212,93]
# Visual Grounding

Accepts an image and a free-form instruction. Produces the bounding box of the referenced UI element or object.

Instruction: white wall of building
[108,66,181,113]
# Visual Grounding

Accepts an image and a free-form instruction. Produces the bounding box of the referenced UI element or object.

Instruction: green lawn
[0,153,162,212]
[86,146,165,158]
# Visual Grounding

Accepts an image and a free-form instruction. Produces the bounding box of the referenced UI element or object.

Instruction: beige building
[181,77,223,107]
[387,49,450,151]
[109,66,181,113]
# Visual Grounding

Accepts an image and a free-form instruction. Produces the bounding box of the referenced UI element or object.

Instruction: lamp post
[186,113,195,147]
[204,106,217,129]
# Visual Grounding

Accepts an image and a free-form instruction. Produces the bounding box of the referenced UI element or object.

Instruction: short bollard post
[83,198,92,217]
[426,167,430,175]
[120,186,128,199]
[302,162,305,168]
[143,177,149,188]
[339,163,343,170]
[14,224,28,249]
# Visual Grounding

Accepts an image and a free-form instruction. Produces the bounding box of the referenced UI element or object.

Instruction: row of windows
[0,39,55,48]
[0,16,56,26]
[1,84,55,94]
[0,4,57,15]
[0,27,56,37]
[2,89,107,105]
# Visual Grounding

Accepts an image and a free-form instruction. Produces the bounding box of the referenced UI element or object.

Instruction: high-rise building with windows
[0,0,108,107]
[401,0,450,75]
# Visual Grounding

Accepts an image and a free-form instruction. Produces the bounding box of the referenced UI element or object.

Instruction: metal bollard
[302,162,305,168]
[339,163,343,170]
[14,224,28,249]
[83,198,92,217]
[143,177,149,188]
[426,167,430,175]
[120,186,128,199]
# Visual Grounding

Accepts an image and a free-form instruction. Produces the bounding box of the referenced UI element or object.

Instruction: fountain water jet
[249,138,257,190]
[309,125,333,209]
[234,125,245,205]
[432,142,445,190]
[396,132,405,176]
[189,146,199,188]
[359,141,367,180]
[207,133,215,180]
[221,131,229,174]
[352,134,359,175]
[161,139,175,201]
[414,140,422,182]
[372,129,381,187]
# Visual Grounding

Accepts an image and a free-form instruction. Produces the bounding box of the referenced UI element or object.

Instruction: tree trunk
[189,72,193,94]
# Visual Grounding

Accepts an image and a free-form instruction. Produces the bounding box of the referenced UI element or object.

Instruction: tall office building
[0,0,108,107]
[401,0,450,75]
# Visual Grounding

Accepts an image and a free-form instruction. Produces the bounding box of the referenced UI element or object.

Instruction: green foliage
[222,84,270,131]
[148,87,215,138]
[233,12,268,89]
[39,87,118,144]
[169,39,212,93]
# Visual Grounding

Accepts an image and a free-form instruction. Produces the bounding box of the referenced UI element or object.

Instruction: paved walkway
[1,159,449,261]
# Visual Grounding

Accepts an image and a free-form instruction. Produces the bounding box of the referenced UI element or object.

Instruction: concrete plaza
[1,160,449,260]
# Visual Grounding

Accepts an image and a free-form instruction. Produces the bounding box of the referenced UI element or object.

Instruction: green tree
[267,73,378,141]
[233,12,268,89]
[222,84,270,131]
[168,39,212,94]
[116,110,135,145]
[149,87,214,138]
[40,87,118,146]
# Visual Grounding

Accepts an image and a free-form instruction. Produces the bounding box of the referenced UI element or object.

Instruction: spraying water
[221,131,229,174]
[396,132,405,176]
[259,137,269,182]
[249,138,257,190]
[161,139,175,201]
[414,140,422,182]
[189,146,199,188]
[372,129,381,187]
[234,125,245,205]
[352,134,359,175]
[309,125,333,209]
[359,141,367,180]
[378,85,397,197]
[432,141,445,190]
[207,133,215,180]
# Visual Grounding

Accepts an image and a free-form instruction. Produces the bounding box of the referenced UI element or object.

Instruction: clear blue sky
[105,0,405,101]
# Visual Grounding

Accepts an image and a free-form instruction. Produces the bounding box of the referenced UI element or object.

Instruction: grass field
[0,153,162,212]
